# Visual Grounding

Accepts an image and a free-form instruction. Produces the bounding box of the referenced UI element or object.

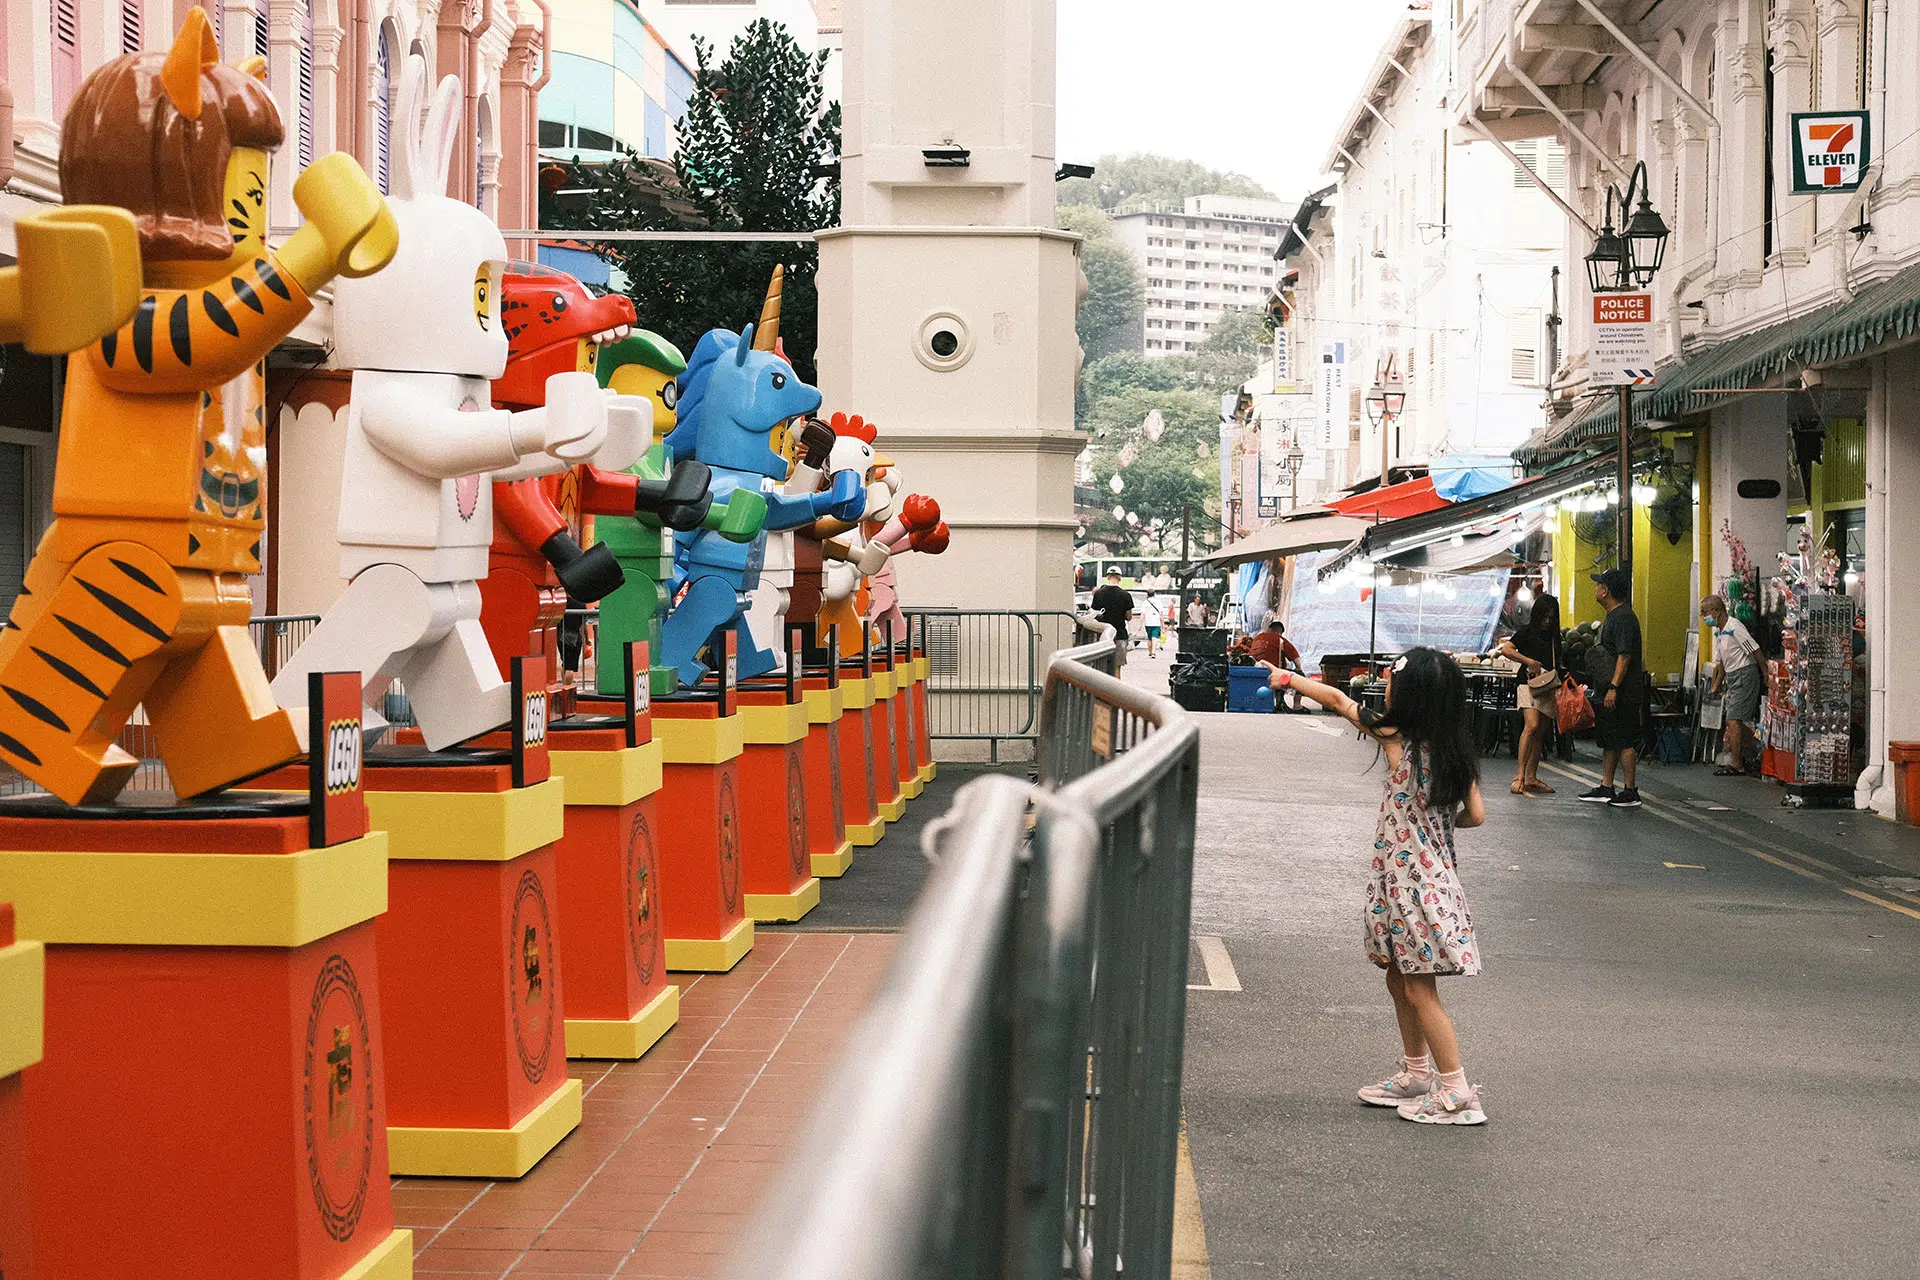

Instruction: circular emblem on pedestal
[625,810,659,986]
[303,954,374,1243]
[828,741,846,837]
[717,770,741,913]
[509,870,556,1082]
[785,748,809,876]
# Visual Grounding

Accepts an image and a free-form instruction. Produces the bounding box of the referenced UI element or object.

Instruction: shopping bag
[1556,680,1596,735]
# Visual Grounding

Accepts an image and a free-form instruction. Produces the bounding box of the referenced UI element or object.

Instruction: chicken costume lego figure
[659,323,864,689]
[591,331,767,698]
[481,262,718,707]
[0,8,397,804]
[271,56,628,749]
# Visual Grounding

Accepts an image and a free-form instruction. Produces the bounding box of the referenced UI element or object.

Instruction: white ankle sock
[1437,1067,1469,1094]
[1403,1053,1432,1077]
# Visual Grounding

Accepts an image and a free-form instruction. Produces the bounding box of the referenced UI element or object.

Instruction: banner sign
[1590,292,1655,387]
[1791,111,1870,194]
[1272,328,1293,388]
[1316,340,1346,452]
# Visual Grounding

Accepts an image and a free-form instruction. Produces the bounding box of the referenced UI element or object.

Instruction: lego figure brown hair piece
[58,13,282,260]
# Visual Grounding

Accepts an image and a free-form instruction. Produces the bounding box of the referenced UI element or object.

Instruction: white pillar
[1864,349,1920,815]
[818,0,1082,614]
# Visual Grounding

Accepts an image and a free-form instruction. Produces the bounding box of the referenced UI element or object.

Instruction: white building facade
[1457,0,1920,817]
[1275,8,1569,503]
[1112,195,1291,356]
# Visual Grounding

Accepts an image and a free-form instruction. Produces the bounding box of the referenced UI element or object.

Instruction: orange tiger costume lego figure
[0,8,396,804]
[483,262,714,708]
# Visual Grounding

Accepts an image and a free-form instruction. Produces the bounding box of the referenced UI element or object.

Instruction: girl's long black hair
[1527,592,1562,667]
[1360,646,1479,809]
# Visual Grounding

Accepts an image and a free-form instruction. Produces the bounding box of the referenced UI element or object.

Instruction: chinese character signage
[1790,112,1870,194]
[1590,292,1655,387]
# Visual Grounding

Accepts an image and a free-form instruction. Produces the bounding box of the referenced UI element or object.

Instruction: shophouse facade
[1274,7,1568,507]
[1457,0,1920,816]
[1111,195,1291,357]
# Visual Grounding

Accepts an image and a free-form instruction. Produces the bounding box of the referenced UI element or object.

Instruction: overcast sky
[1055,0,1413,202]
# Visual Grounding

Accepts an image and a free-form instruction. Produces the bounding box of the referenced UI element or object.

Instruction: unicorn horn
[752,264,784,352]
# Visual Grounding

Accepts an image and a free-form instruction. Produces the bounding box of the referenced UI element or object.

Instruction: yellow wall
[1635,500,1693,684]
[1553,510,1607,627]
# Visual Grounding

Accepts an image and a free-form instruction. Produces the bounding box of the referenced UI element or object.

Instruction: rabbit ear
[391,53,430,199]
[423,73,463,197]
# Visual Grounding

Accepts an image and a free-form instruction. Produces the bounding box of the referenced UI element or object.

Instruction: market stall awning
[1317,453,1619,578]
[1327,475,1449,520]
[1198,511,1379,568]
[1518,257,1920,465]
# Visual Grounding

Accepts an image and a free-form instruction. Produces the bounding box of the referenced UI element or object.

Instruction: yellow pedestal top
[654,712,746,765]
[369,779,564,863]
[0,937,45,1077]
[740,701,810,746]
[847,817,887,847]
[811,840,854,879]
[837,676,875,711]
[0,832,389,947]
[387,1076,582,1179]
[340,1229,414,1280]
[549,740,663,807]
[870,667,897,698]
[803,684,844,724]
[665,916,755,972]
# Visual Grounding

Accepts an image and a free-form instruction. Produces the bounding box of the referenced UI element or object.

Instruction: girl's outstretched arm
[1457,781,1487,829]
[1258,662,1368,731]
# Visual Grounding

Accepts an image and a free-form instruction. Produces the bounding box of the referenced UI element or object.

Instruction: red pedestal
[653,700,753,972]
[835,669,885,846]
[737,689,817,922]
[801,674,851,878]
[0,803,407,1278]
[0,903,38,1280]
[911,648,935,778]
[871,656,904,822]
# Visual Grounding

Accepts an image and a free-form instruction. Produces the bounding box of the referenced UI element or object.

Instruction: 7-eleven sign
[1792,111,1870,194]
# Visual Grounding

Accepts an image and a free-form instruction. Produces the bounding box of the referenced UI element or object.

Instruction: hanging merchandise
[1760,529,1856,804]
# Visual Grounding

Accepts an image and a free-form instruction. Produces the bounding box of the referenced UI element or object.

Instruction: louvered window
[374,30,394,194]
[210,0,225,47]
[50,0,80,116]
[255,2,269,58]
[1510,309,1542,385]
[1510,140,1538,188]
[120,0,143,53]
[298,4,315,166]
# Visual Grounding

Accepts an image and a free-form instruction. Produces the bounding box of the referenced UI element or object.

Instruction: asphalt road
[1179,700,1920,1280]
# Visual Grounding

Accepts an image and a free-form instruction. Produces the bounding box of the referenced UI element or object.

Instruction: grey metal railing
[907,609,1084,762]
[724,618,1202,1280]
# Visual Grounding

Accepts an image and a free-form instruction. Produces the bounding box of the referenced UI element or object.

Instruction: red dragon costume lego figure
[483,261,711,709]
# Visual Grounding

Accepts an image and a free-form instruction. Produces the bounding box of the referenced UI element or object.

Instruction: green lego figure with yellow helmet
[592,329,767,697]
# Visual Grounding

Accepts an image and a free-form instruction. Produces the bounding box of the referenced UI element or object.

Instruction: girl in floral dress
[1262,647,1489,1125]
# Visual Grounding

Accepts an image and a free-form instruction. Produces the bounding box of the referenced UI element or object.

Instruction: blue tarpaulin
[1284,550,1509,677]
[1429,453,1517,503]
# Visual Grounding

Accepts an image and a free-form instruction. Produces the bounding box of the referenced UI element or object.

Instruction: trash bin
[1891,741,1920,826]
[1227,665,1273,713]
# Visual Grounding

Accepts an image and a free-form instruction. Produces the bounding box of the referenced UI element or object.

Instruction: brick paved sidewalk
[398,931,895,1278]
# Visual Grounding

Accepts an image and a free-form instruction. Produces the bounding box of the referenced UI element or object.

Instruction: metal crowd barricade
[906,609,1085,762]
[724,619,1201,1280]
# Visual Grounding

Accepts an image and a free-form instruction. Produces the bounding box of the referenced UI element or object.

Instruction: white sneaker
[1357,1068,1432,1108]
[1397,1085,1488,1126]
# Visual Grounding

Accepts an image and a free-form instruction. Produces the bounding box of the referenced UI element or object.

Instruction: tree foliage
[1056,204,1143,361]
[1057,153,1276,214]
[540,20,839,382]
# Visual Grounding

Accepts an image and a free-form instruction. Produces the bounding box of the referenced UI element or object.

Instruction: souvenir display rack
[1759,532,1855,807]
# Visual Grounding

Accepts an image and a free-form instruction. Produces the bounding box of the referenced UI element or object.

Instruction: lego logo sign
[325,719,361,794]
[525,691,548,746]
[1792,112,1870,194]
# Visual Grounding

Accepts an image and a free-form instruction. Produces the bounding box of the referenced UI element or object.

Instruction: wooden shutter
[120,0,143,53]
[211,0,226,48]
[298,5,315,166]
[374,32,392,193]
[1509,309,1542,385]
[50,0,79,117]
[255,3,269,58]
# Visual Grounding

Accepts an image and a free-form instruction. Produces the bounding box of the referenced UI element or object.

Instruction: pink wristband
[1274,669,1292,688]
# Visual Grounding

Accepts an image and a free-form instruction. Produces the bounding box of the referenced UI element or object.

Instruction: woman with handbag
[1496,592,1562,794]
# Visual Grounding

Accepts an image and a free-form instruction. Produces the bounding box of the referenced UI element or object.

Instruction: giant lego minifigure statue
[481,262,717,705]
[813,420,896,655]
[659,323,864,688]
[0,8,397,804]
[591,332,767,698]
[865,493,951,639]
[270,55,625,749]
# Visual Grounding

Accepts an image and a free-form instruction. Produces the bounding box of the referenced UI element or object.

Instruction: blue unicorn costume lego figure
[661,322,863,687]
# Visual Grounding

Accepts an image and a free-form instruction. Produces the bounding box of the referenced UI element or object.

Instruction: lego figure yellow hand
[0,206,142,353]
[279,152,400,293]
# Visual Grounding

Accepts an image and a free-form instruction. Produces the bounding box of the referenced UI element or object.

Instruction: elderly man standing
[1703,594,1765,777]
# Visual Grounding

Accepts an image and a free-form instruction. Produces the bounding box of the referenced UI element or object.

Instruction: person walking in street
[1090,568,1134,670]
[1579,568,1644,808]
[1702,593,1764,776]
[1495,592,1562,794]
[1260,648,1490,1126]
[1141,595,1164,655]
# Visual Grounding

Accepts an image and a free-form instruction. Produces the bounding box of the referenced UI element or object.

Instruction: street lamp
[1585,159,1672,583]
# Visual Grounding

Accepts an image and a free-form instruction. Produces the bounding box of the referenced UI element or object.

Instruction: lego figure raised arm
[269,54,606,749]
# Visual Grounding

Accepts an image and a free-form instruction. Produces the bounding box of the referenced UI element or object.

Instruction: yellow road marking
[1664,862,1706,870]
[1540,760,1920,923]
[1173,1115,1212,1279]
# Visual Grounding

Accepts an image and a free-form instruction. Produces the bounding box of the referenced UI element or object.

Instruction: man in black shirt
[1579,567,1644,808]
[1090,569,1134,669]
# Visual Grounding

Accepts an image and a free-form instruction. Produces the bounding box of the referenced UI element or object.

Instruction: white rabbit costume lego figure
[273,56,631,749]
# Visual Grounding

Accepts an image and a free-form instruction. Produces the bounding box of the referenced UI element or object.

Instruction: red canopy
[1328,476,1449,521]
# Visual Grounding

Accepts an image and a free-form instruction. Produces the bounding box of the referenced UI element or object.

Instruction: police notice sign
[1791,111,1870,194]
[1591,292,1655,388]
